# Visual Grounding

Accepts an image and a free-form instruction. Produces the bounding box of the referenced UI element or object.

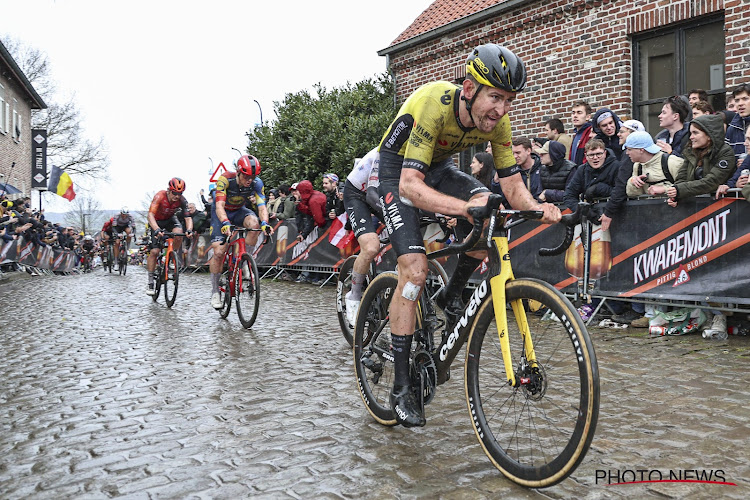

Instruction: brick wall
[0,64,33,196]
[387,0,746,138]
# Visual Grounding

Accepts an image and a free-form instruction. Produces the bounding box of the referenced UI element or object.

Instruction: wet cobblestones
[1,268,749,498]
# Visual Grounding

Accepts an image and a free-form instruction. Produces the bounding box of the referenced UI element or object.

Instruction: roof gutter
[378,0,532,57]
[0,41,47,109]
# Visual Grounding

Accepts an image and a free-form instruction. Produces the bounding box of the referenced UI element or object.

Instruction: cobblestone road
[1,267,748,499]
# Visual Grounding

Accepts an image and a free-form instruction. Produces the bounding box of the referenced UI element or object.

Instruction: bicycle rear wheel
[353,271,401,426]
[163,252,179,308]
[235,254,260,328]
[218,261,232,319]
[464,278,599,488]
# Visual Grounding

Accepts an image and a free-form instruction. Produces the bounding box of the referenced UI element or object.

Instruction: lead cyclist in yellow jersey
[377,43,561,427]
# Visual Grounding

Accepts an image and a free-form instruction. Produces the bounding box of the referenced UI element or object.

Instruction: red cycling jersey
[102,217,114,233]
[149,190,188,221]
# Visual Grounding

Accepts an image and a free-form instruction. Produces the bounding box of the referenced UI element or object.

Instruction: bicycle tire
[336,255,374,347]
[163,252,179,308]
[353,271,402,426]
[152,263,162,302]
[119,248,128,276]
[464,278,599,488]
[235,254,260,328]
[107,246,114,273]
[218,262,232,319]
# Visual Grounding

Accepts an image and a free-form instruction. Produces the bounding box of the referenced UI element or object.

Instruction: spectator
[508,137,543,203]
[322,173,345,220]
[691,100,714,117]
[563,138,619,212]
[569,100,594,165]
[725,83,750,162]
[543,117,573,159]
[666,113,736,206]
[655,95,691,157]
[294,180,327,284]
[726,95,736,112]
[717,126,750,197]
[592,108,625,160]
[623,131,684,197]
[537,140,577,203]
[275,184,296,221]
[688,89,709,106]
[266,189,279,212]
[469,152,496,188]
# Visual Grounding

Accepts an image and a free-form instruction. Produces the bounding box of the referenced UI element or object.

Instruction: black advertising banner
[31,129,48,190]
[596,197,749,305]
[507,196,750,305]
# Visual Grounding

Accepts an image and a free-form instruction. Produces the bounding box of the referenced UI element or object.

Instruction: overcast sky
[1,0,434,212]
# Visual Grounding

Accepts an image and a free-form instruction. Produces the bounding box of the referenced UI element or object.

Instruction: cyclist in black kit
[377,44,561,427]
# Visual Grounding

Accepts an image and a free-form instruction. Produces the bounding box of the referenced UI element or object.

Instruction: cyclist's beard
[473,111,501,133]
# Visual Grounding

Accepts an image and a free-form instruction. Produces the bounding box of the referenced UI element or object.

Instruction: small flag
[47,166,76,201]
[328,212,355,249]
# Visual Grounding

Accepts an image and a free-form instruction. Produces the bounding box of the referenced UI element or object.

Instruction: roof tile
[391,0,506,45]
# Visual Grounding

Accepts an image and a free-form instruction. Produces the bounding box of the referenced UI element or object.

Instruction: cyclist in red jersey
[145,177,193,295]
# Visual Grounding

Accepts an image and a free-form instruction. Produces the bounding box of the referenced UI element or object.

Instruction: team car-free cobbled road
[1,267,748,499]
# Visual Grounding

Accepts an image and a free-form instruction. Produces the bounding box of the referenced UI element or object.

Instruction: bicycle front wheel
[152,264,162,302]
[465,278,599,488]
[353,271,401,426]
[107,247,114,273]
[163,252,179,308]
[218,261,232,319]
[235,254,260,328]
[119,249,128,275]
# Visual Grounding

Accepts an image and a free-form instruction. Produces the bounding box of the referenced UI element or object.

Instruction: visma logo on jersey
[440,280,488,361]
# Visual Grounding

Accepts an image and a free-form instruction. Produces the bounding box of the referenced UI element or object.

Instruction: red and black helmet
[237,155,261,177]
[168,177,186,193]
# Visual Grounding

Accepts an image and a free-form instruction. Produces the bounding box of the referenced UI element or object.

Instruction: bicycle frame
[425,219,536,388]
[158,236,175,281]
[221,228,251,297]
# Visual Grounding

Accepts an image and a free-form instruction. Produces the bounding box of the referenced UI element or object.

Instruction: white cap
[291,182,299,190]
[621,119,646,132]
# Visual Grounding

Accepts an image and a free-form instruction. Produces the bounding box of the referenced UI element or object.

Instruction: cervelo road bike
[216,225,266,329]
[337,216,453,346]
[151,231,180,308]
[353,195,599,488]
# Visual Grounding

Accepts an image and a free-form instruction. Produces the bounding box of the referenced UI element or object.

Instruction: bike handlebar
[538,203,587,257]
[221,225,269,246]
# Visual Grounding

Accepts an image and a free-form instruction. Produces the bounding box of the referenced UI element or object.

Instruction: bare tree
[2,37,110,179]
[64,195,104,235]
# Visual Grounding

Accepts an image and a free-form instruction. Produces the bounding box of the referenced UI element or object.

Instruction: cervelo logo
[440,280,488,361]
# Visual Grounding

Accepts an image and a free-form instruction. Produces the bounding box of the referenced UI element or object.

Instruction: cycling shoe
[390,384,426,428]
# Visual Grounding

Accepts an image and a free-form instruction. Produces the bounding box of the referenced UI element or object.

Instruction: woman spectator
[469,152,495,188]
[665,113,736,206]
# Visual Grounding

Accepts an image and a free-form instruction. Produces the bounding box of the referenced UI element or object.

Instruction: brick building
[0,40,46,198]
[379,0,746,163]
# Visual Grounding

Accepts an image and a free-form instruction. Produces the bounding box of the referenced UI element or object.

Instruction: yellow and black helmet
[466,44,526,93]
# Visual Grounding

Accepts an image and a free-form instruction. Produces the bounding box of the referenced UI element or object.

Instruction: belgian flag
[47,166,76,201]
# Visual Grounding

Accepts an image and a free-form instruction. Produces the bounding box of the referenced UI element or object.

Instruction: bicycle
[151,231,180,308]
[116,232,129,276]
[337,216,452,347]
[103,237,115,273]
[352,195,598,488]
[216,225,266,329]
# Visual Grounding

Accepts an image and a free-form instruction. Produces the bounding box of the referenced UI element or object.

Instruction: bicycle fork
[488,236,538,388]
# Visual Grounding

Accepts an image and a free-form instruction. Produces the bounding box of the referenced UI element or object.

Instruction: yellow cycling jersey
[379,81,516,174]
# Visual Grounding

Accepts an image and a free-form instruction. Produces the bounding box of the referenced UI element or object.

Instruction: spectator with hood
[537,140,577,203]
[592,107,624,161]
[294,180,327,242]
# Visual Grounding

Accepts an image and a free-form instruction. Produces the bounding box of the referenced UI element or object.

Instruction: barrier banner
[0,237,78,272]
[507,196,750,305]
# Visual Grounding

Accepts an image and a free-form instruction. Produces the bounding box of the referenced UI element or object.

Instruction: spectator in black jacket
[322,173,345,220]
[537,140,577,203]
[599,120,645,232]
[655,95,691,157]
[592,108,624,161]
[564,139,619,213]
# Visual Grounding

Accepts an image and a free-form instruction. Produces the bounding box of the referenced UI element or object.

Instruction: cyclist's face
[167,190,181,201]
[238,173,254,187]
[473,86,515,133]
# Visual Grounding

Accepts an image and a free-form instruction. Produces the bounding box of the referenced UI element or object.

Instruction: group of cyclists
[136,44,559,430]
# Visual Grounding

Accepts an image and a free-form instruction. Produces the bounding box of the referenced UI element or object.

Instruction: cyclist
[377,44,561,427]
[113,207,135,261]
[343,146,384,326]
[80,234,96,268]
[145,177,194,295]
[208,154,273,309]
